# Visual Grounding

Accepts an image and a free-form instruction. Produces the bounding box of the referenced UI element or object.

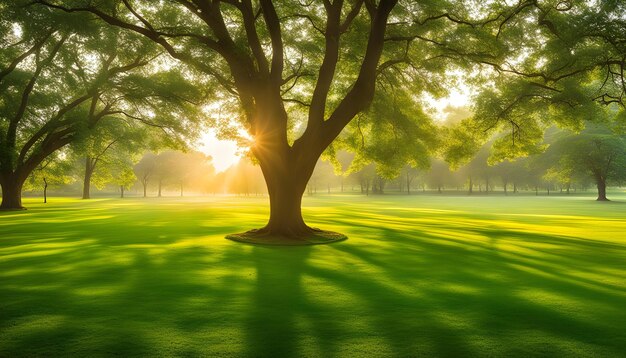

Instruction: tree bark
[254,148,313,237]
[596,176,609,201]
[158,179,162,197]
[43,177,48,203]
[82,157,94,199]
[120,185,124,198]
[0,174,25,210]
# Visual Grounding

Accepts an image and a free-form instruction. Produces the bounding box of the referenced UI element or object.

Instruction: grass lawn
[1,193,626,357]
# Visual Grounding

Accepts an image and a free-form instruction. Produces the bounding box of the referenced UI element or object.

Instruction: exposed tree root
[226,226,347,246]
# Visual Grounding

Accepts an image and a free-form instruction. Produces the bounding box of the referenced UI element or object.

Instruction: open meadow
[1,194,625,357]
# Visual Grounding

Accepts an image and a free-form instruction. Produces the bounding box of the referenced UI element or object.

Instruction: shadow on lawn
[1,200,625,356]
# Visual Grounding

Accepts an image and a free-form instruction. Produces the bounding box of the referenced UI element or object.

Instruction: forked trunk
[0,174,25,210]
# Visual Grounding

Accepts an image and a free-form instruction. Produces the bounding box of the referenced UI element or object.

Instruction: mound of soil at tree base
[226,229,347,246]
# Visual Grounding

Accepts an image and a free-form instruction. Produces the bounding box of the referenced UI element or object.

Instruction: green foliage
[545,126,626,185]
[24,152,74,192]
[468,0,626,158]
[0,1,205,194]
[341,89,439,179]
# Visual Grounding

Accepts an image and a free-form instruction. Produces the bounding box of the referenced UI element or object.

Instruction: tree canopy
[0,1,204,208]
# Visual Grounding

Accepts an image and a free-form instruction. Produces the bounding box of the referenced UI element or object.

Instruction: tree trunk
[120,185,124,198]
[43,177,48,203]
[254,151,313,237]
[142,181,147,197]
[82,157,94,199]
[596,177,609,201]
[503,181,508,196]
[406,173,411,195]
[513,183,517,193]
[158,180,162,197]
[0,174,25,210]
[180,183,183,197]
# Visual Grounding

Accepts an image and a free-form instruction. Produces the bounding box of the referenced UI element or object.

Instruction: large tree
[38,0,624,242]
[0,2,201,209]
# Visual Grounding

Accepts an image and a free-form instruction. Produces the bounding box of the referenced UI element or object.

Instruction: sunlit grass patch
[0,194,625,356]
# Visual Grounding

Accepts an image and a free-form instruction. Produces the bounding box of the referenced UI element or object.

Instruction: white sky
[197,129,241,172]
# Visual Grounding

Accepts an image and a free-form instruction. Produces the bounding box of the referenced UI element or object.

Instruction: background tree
[425,159,454,194]
[0,2,202,209]
[24,152,73,203]
[113,166,136,198]
[546,126,626,201]
[72,117,168,199]
[159,150,215,196]
[133,152,157,198]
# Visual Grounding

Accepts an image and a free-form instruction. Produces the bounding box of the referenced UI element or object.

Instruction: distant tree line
[20,122,626,202]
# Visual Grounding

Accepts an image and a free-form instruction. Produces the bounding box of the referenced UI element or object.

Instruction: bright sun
[197,129,242,172]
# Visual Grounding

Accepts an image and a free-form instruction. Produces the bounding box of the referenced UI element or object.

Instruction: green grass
[1,194,626,357]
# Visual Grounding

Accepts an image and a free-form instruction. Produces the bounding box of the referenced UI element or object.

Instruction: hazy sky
[197,129,241,172]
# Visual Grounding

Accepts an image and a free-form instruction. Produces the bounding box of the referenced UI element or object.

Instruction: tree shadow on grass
[1,199,626,356]
[320,215,626,356]
[0,200,259,356]
[243,246,312,357]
